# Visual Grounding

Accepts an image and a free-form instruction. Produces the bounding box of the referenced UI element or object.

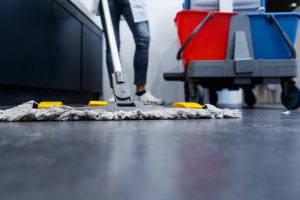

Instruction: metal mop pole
[101,0,133,106]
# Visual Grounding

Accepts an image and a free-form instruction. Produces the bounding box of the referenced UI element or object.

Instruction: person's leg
[120,1,164,105]
[120,1,150,93]
[133,21,150,93]
[98,0,121,88]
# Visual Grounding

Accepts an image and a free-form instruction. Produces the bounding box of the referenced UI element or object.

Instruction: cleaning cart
[164,0,300,109]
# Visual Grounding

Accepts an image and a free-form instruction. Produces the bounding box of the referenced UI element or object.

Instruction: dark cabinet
[0,0,52,87]
[52,2,82,91]
[82,26,102,93]
[0,0,103,104]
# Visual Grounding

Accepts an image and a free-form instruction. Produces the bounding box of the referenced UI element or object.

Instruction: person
[92,0,164,105]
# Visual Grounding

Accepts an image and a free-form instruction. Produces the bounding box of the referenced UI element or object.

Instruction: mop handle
[101,0,122,73]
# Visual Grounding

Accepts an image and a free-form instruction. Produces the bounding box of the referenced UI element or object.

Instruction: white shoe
[138,91,165,105]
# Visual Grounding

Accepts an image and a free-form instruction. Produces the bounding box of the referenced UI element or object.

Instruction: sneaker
[138,91,165,105]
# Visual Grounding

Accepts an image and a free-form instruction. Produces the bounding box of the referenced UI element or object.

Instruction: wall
[79,0,185,103]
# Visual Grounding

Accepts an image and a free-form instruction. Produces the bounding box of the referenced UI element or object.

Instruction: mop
[0,101,241,122]
[0,0,241,122]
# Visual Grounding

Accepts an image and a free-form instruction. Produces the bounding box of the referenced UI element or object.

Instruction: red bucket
[175,10,236,69]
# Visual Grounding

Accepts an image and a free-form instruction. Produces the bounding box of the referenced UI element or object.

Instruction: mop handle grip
[176,12,214,60]
[268,14,297,59]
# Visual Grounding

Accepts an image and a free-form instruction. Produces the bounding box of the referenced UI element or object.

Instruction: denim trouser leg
[126,21,150,86]
[99,0,150,88]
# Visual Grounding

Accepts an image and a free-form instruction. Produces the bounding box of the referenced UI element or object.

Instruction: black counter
[0,0,103,105]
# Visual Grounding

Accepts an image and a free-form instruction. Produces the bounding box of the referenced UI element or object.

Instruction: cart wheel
[195,86,204,105]
[209,89,218,105]
[281,83,300,110]
[244,89,257,108]
[184,81,191,102]
[184,83,204,104]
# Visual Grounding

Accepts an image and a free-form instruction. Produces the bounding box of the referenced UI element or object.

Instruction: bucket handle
[176,12,214,60]
[268,14,297,59]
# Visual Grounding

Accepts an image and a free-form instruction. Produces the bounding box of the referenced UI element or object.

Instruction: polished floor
[0,105,300,200]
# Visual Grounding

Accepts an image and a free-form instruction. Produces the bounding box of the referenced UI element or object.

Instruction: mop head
[0,101,241,122]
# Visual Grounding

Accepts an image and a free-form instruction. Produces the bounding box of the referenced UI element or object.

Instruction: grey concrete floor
[0,105,300,200]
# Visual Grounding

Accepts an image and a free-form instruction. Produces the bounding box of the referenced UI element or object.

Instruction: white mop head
[0,101,241,122]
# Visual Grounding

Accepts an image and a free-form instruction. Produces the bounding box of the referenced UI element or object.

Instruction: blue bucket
[248,13,300,59]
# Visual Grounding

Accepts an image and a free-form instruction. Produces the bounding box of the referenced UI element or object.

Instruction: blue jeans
[99,0,150,87]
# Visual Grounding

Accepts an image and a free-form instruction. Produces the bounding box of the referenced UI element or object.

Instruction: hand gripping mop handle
[101,0,133,106]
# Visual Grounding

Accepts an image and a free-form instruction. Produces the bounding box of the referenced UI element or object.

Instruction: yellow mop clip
[172,102,203,109]
[37,101,63,109]
[88,101,109,107]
